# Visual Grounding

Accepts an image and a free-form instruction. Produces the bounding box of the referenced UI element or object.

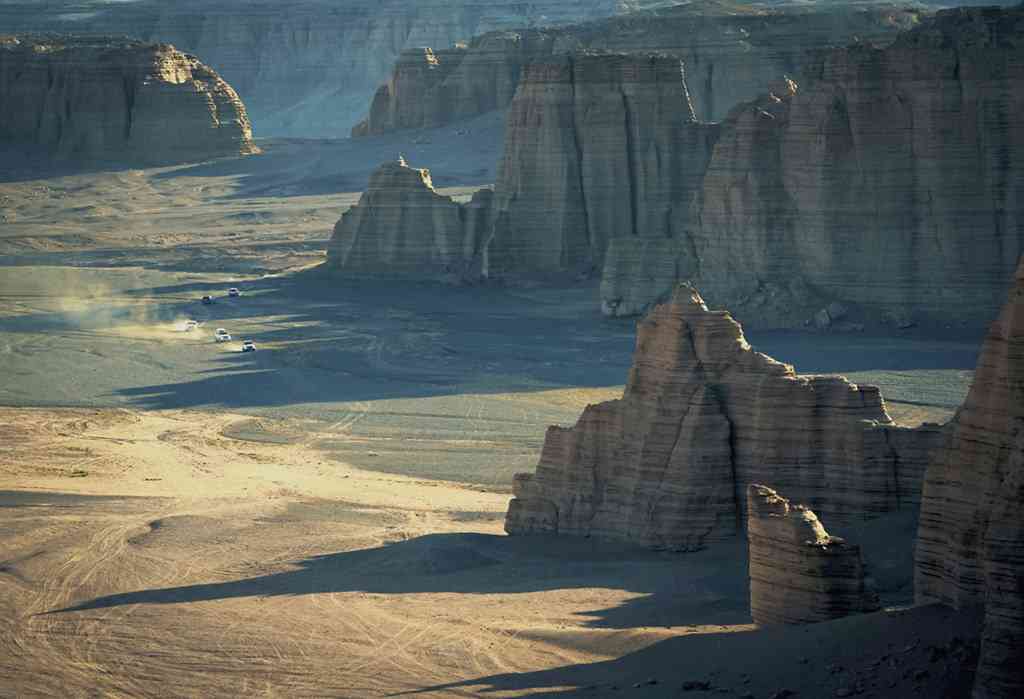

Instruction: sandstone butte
[747,484,879,626]
[504,284,943,551]
[352,1,918,136]
[326,160,493,279]
[0,0,626,136]
[0,36,256,164]
[334,6,1024,331]
[915,258,1024,699]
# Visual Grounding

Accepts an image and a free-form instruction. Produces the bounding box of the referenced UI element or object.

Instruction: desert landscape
[2,2,1022,698]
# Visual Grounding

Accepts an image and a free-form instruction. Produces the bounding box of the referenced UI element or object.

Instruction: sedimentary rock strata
[0,0,625,136]
[0,36,255,164]
[505,284,943,550]
[915,258,1024,699]
[355,2,917,136]
[326,160,489,278]
[747,485,878,626]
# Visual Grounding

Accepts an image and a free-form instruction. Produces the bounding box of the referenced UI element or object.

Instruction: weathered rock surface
[748,484,879,626]
[326,160,490,278]
[504,284,943,550]
[0,36,255,164]
[915,258,1024,699]
[0,0,627,136]
[355,1,919,136]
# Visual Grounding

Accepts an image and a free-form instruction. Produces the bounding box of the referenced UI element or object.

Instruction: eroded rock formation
[355,1,918,136]
[915,258,1024,699]
[326,160,490,278]
[504,284,943,550]
[748,484,879,626]
[0,36,255,164]
[0,0,627,136]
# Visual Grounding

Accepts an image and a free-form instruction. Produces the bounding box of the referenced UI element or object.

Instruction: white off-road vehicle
[214,328,231,342]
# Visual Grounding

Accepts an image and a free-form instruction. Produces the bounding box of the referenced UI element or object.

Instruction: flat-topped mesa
[484,51,718,279]
[915,258,1024,699]
[505,284,943,550]
[0,36,256,164]
[747,485,879,626]
[326,160,492,279]
[355,2,918,136]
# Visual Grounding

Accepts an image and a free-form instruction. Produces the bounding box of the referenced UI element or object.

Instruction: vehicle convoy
[241,340,256,352]
[228,288,240,297]
[214,328,231,342]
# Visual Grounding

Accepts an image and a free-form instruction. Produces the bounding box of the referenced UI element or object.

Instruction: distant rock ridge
[504,284,943,550]
[353,1,920,136]
[0,36,256,164]
[915,257,1024,699]
[747,484,879,626]
[326,160,492,279]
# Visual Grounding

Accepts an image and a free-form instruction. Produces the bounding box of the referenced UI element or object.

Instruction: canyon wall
[0,36,255,164]
[747,484,879,626]
[354,2,920,136]
[326,160,491,278]
[915,259,1024,699]
[0,0,626,136]
[504,284,943,551]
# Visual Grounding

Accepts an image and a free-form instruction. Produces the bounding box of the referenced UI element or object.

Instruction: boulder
[505,284,944,550]
[0,36,256,164]
[748,484,879,626]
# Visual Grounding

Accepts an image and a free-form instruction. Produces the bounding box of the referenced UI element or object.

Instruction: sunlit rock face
[915,258,1024,699]
[747,484,879,626]
[326,160,491,279]
[505,285,943,551]
[354,2,919,136]
[0,36,256,164]
[0,0,624,136]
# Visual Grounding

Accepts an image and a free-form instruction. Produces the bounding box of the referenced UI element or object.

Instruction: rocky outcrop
[483,52,718,278]
[0,36,255,164]
[504,284,943,550]
[355,1,919,136]
[687,5,1024,328]
[0,0,625,136]
[915,258,1024,699]
[326,160,490,278]
[747,485,879,626]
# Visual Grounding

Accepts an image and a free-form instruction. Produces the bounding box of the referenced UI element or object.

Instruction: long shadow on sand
[46,533,751,631]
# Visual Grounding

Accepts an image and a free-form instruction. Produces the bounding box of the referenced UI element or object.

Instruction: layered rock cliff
[0,36,255,164]
[915,258,1024,699]
[504,284,943,550]
[326,160,491,278]
[354,1,919,136]
[0,0,627,136]
[747,484,879,626]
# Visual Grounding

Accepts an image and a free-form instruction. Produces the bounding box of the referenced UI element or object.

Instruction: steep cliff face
[504,284,943,550]
[0,36,255,164]
[747,485,879,626]
[484,52,718,278]
[0,0,624,136]
[326,160,490,278]
[915,259,1024,699]
[355,1,919,136]
[689,5,1024,328]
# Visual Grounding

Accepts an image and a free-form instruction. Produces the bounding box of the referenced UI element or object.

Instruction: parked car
[241,340,256,352]
[227,287,240,297]
[214,328,231,342]
[184,320,199,332]
[201,295,214,305]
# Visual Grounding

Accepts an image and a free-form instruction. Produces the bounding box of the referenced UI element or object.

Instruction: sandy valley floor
[0,133,986,697]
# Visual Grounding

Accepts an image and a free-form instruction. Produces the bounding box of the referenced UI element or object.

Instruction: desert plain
[0,128,985,697]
